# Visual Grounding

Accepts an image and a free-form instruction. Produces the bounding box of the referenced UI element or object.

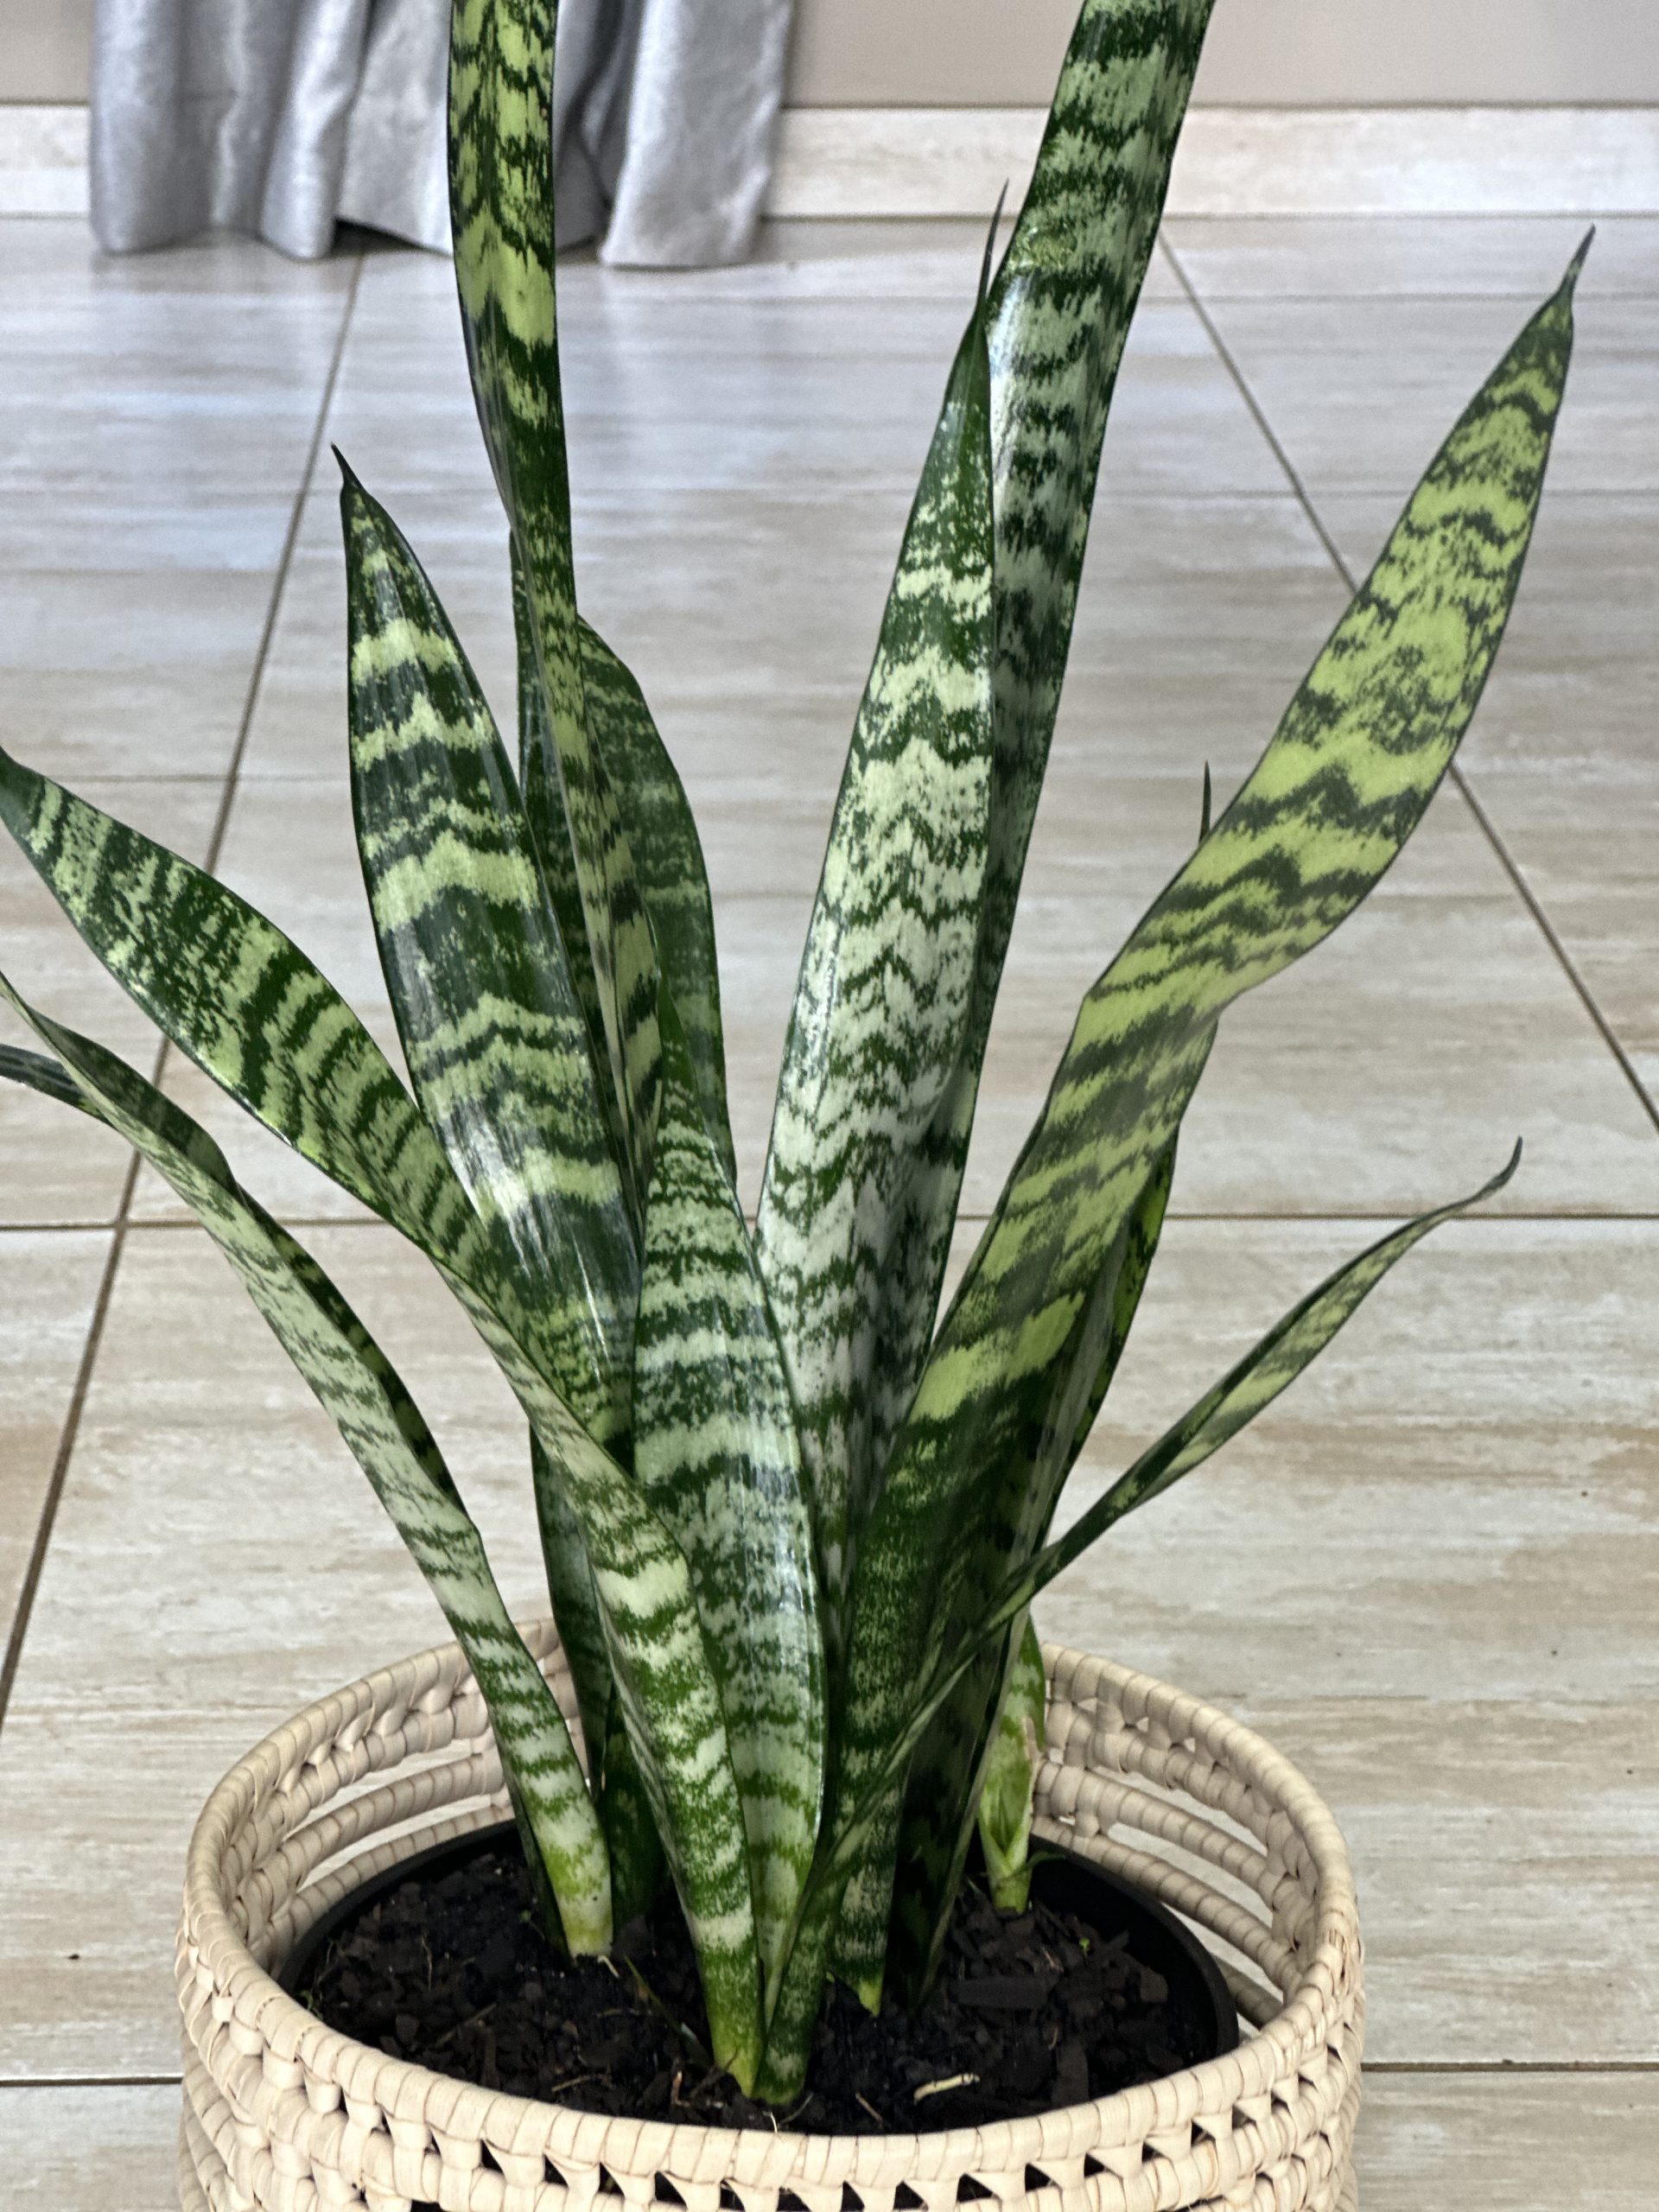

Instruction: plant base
[177,1624,1362,2212]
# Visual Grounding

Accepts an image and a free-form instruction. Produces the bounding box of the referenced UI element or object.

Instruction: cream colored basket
[177,1625,1363,2212]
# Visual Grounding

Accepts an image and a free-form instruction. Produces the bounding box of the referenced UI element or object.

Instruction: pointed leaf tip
[978,185,1009,308]
[333,445,362,489]
[1565,227,1595,290]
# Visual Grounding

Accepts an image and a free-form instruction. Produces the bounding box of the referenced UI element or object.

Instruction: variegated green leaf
[511,543,620,1168]
[581,617,735,1179]
[450,0,661,1198]
[448,1268,764,2089]
[0,752,476,1255]
[634,993,823,1995]
[0,980,610,1955]
[814,0,1223,1590]
[880,1089,1201,1998]
[342,464,638,1452]
[833,248,1585,2005]
[984,1145,1525,1652]
[976,1617,1046,1914]
[760,1147,1518,2101]
[756,283,995,1662]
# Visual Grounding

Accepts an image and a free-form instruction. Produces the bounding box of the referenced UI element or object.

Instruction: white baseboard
[768,105,1659,219]
[1,101,1654,228]
[0,105,88,215]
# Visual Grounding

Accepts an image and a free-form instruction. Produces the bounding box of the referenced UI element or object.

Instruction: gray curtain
[89,0,795,267]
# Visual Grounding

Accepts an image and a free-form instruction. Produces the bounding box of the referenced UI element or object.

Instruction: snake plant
[0,0,1582,2105]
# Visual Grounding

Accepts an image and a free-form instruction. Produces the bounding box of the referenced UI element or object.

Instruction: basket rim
[180,1626,1360,2185]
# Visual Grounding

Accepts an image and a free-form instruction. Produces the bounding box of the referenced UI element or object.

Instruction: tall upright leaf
[0,980,610,1955]
[844,0,1224,1539]
[450,0,661,1193]
[752,1147,1522,2101]
[634,996,823,1991]
[342,465,638,1452]
[455,1277,766,2088]
[581,617,736,1179]
[832,249,1586,2003]
[755,285,995,1660]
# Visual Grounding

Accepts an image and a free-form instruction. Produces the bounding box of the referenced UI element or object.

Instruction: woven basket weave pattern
[175,1627,1363,2212]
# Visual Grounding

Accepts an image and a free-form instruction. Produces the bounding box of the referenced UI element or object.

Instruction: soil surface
[296,1829,1223,2143]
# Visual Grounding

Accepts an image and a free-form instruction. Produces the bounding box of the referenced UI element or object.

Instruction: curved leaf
[756,284,996,1662]
[833,250,1585,2004]
[634,994,823,1994]
[0,981,610,1954]
[0,752,474,1256]
[342,464,638,1448]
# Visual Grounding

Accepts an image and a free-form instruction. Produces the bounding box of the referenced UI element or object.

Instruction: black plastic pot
[280,1819,1237,2100]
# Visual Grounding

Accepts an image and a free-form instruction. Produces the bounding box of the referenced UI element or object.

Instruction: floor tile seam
[198,249,365,880]
[1148,289,1659,307]
[0,252,368,1737]
[1158,232,1659,1142]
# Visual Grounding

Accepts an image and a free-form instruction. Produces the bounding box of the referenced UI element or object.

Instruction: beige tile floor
[0,209,1655,2205]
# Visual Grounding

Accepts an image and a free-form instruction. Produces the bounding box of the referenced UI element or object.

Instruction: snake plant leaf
[447,1268,765,2090]
[634,992,823,1994]
[0,750,482,1256]
[0,980,611,1955]
[0,1042,91,1114]
[975,1616,1046,1914]
[511,543,618,1146]
[834,248,1584,2003]
[450,0,661,1202]
[580,616,736,1180]
[755,283,995,1660]
[830,0,1222,1560]
[878,1095,1201,1997]
[982,1143,1526,1648]
[765,1143,1520,2098]
[342,465,639,1452]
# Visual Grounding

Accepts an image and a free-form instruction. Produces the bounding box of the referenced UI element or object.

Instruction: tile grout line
[0,250,365,1737]
[1158,232,1659,1142]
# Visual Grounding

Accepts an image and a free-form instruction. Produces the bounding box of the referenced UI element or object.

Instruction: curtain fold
[89,0,794,267]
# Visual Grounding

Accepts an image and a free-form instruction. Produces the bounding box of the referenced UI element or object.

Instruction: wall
[786,0,1659,107]
[3,0,1654,108]
[0,0,91,101]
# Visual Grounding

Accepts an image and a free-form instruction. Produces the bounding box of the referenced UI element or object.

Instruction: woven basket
[176,1624,1363,2212]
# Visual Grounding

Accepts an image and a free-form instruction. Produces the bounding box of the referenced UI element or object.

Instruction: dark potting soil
[296,1830,1215,2141]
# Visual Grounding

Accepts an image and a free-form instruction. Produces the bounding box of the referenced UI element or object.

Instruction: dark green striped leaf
[832,249,1584,2006]
[822,1,1223,1589]
[0,979,610,1954]
[447,1266,765,2090]
[450,0,661,1199]
[0,752,477,1259]
[881,1090,1200,1998]
[755,284,996,1665]
[760,1150,1518,2101]
[976,1146,1525,1660]
[581,617,735,1180]
[342,465,638,1452]
[634,995,823,1994]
